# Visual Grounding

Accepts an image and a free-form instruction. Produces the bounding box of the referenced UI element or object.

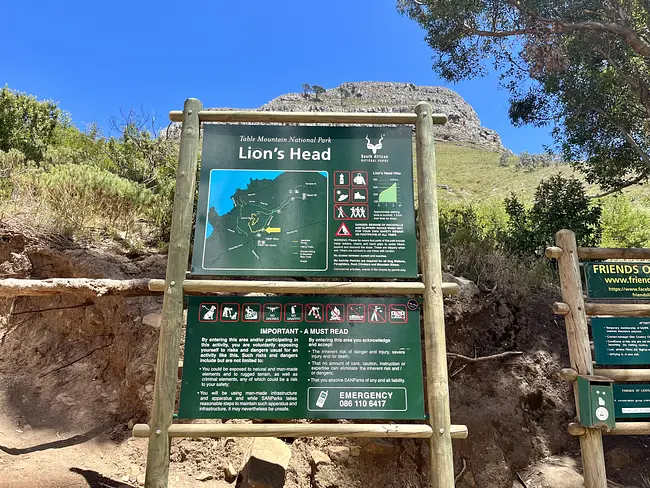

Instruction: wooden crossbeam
[168,110,448,125]
[593,368,650,381]
[132,423,468,439]
[553,302,650,317]
[0,278,461,298]
[0,278,157,297]
[569,422,650,437]
[148,279,460,295]
[546,246,650,260]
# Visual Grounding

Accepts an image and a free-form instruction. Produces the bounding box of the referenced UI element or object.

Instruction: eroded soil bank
[0,223,647,487]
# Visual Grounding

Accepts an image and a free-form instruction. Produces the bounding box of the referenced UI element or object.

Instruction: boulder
[142,313,161,328]
[224,463,239,483]
[363,439,396,456]
[309,450,331,468]
[326,445,350,464]
[195,472,213,482]
[240,437,292,488]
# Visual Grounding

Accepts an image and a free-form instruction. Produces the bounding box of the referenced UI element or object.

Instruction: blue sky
[0,0,552,153]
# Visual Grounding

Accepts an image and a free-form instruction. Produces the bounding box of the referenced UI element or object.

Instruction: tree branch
[455,459,468,484]
[447,350,523,363]
[594,43,650,119]
[38,339,114,378]
[11,300,94,316]
[467,1,650,59]
[587,174,647,199]
[591,105,650,173]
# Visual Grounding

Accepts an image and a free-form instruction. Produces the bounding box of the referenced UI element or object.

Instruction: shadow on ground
[70,468,134,488]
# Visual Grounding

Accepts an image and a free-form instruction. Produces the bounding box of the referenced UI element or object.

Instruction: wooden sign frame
[548,232,650,488]
[135,99,468,488]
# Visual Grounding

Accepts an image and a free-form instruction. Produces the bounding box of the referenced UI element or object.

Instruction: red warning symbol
[335,222,352,237]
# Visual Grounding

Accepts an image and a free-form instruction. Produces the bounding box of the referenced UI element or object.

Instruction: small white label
[621,407,650,414]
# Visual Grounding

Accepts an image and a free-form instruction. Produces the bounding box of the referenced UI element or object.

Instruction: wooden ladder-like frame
[136,100,468,488]
[548,231,650,488]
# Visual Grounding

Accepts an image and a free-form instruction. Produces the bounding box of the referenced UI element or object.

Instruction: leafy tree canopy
[312,85,326,100]
[505,175,602,254]
[397,0,650,195]
[0,86,65,162]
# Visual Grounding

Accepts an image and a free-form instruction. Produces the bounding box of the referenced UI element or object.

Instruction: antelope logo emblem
[365,134,385,154]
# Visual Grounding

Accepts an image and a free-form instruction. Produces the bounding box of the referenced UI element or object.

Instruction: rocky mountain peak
[249,81,503,151]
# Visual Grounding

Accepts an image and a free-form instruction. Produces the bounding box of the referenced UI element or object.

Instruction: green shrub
[438,201,554,300]
[600,195,650,248]
[0,148,38,200]
[0,86,64,162]
[504,175,602,255]
[40,164,154,236]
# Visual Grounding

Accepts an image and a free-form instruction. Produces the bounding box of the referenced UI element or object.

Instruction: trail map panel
[178,296,425,420]
[192,125,417,277]
[584,262,650,299]
[592,318,650,365]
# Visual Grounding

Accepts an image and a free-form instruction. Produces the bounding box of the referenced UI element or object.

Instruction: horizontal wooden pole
[554,301,650,317]
[593,368,650,381]
[568,423,586,436]
[168,110,448,125]
[149,279,460,296]
[0,278,158,297]
[604,422,650,436]
[132,423,468,439]
[578,247,650,260]
[545,246,563,259]
[559,367,578,382]
[548,246,650,260]
[569,421,650,436]
[587,303,650,317]
[553,302,570,315]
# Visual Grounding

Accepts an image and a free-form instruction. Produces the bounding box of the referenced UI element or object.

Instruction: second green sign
[178,296,425,420]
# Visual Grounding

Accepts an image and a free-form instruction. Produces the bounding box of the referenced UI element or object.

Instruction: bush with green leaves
[504,175,602,255]
[40,164,154,236]
[600,195,650,248]
[438,201,554,301]
[0,86,65,162]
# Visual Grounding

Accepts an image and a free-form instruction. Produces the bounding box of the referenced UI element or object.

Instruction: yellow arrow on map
[266,227,281,233]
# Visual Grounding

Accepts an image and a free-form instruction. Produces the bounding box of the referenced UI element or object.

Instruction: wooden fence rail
[133,423,469,439]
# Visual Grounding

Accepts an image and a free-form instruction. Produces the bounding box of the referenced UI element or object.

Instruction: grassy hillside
[435,143,574,202]
[434,142,648,204]
[431,142,650,249]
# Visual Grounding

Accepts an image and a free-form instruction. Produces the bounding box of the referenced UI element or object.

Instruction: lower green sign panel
[614,384,650,419]
[179,296,425,420]
[592,318,650,365]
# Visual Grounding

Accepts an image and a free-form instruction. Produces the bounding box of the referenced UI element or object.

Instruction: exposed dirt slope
[0,222,647,487]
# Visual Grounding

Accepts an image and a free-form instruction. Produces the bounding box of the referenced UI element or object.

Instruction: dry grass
[435,143,577,202]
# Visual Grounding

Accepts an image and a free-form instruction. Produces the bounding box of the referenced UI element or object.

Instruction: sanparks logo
[362,134,389,162]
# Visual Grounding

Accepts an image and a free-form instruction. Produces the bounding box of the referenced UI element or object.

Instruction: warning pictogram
[335,222,352,237]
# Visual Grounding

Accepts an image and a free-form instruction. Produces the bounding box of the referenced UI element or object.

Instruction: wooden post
[145,98,202,488]
[556,229,607,488]
[415,101,455,487]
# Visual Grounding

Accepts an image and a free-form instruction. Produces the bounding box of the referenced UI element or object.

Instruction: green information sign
[584,262,650,299]
[191,125,417,277]
[614,384,650,419]
[178,296,425,420]
[592,318,650,365]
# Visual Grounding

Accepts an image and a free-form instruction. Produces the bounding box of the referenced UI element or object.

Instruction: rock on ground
[240,437,292,488]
